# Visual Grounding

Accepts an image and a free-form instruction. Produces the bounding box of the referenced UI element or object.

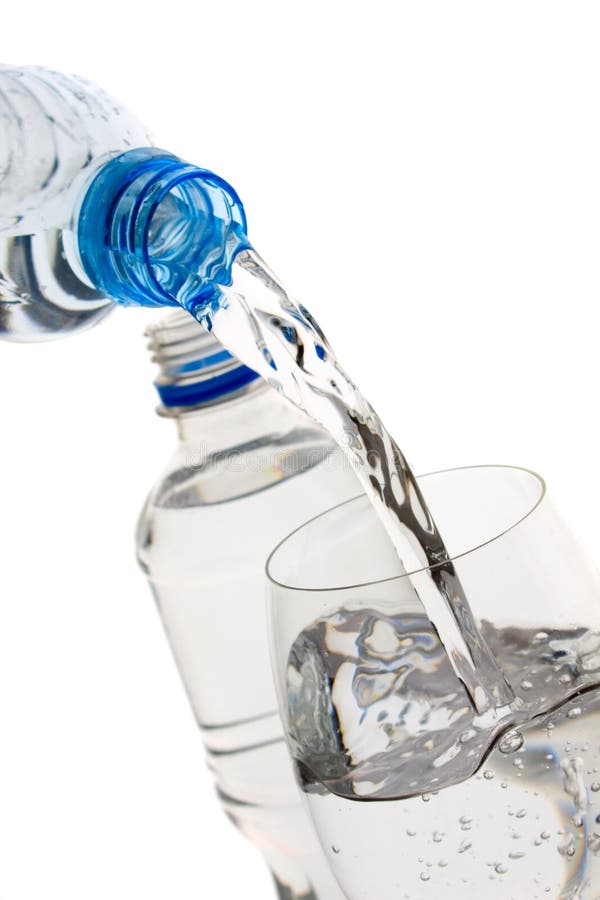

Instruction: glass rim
[266,464,546,593]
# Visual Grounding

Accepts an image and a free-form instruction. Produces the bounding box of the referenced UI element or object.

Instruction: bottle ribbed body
[0,65,151,340]
[136,362,357,898]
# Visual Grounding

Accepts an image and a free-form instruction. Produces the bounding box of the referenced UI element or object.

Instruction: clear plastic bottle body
[0,65,151,340]
[136,378,358,898]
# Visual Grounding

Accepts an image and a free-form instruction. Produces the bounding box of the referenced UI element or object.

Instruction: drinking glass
[267,465,600,899]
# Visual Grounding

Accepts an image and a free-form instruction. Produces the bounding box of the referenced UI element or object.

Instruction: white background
[2,3,600,898]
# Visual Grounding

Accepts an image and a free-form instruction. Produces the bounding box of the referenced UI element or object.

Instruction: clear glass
[137,380,359,899]
[267,466,600,899]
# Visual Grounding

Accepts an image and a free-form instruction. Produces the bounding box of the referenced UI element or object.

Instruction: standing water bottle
[136,310,358,898]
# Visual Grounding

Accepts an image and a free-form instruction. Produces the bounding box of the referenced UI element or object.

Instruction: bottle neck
[168,377,285,449]
[77,148,249,314]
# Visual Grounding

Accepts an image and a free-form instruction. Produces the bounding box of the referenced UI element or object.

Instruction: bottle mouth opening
[146,309,260,409]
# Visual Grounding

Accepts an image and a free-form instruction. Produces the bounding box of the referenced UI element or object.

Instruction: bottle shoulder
[144,422,341,511]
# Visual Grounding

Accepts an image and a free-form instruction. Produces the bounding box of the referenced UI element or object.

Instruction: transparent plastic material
[0,65,151,340]
[267,466,600,899]
[137,350,360,899]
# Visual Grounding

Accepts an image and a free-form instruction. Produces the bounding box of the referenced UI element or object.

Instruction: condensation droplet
[483,769,495,780]
[592,782,600,792]
[433,831,444,843]
[509,850,526,860]
[495,863,508,875]
[516,809,527,819]
[521,680,533,690]
[567,707,582,719]
[420,871,430,882]
[458,840,472,854]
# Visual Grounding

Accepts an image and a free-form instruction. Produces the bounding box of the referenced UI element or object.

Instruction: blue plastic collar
[156,362,260,408]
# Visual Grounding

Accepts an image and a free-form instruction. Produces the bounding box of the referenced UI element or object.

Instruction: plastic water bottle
[137,309,357,898]
[0,65,150,340]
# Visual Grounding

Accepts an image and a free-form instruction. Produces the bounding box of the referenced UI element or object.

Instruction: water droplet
[509,850,526,860]
[420,871,430,882]
[495,863,508,875]
[407,828,416,837]
[513,758,524,769]
[459,815,472,831]
[521,680,533,690]
[501,782,508,789]
[422,793,431,802]
[567,707,582,719]
[499,731,524,754]
[516,809,527,819]
[559,673,572,684]
[541,832,551,840]
[483,769,495,780]
[458,840,472,854]
[460,729,476,744]
[331,845,340,854]
[592,782,600,792]
[433,831,444,843]
[438,859,448,868]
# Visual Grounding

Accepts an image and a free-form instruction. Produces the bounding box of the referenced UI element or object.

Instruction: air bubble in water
[499,731,524,754]
[587,833,600,854]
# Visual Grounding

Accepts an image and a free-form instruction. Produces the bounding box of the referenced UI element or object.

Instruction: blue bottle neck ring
[77,148,251,318]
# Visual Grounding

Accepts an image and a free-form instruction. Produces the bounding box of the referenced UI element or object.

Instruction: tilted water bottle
[136,310,358,898]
